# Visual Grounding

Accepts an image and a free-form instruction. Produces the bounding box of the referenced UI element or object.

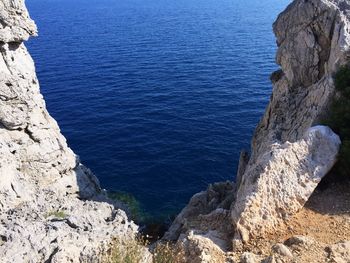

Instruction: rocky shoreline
[0,0,349,262]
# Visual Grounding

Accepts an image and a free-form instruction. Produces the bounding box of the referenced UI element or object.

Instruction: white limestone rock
[251,0,350,162]
[0,0,37,42]
[272,243,293,259]
[179,232,227,263]
[326,241,350,263]
[232,126,340,242]
[284,235,316,249]
[163,181,235,248]
[232,0,350,243]
[240,252,261,263]
[0,0,139,262]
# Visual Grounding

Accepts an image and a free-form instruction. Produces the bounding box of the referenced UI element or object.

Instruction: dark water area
[26,0,290,220]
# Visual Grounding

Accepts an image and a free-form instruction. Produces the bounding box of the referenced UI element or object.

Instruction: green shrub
[334,66,350,96]
[323,65,350,180]
[337,140,350,178]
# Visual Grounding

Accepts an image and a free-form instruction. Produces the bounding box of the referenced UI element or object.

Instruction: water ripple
[26,0,290,219]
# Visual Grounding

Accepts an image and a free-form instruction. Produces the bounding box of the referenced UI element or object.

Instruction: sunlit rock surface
[0,1,138,262]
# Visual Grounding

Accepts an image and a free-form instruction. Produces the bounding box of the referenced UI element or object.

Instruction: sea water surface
[26,0,290,220]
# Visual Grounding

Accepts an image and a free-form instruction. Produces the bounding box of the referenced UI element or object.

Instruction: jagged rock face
[232,126,340,242]
[179,232,227,263]
[251,0,350,161]
[166,0,348,255]
[232,0,350,242]
[163,181,235,245]
[0,1,138,262]
[0,0,87,210]
[275,0,338,88]
[0,0,36,42]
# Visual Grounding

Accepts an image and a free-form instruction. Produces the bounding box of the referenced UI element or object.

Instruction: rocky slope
[165,0,350,262]
[0,1,139,262]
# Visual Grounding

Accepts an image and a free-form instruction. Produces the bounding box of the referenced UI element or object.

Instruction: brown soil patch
[242,180,350,258]
[275,180,350,244]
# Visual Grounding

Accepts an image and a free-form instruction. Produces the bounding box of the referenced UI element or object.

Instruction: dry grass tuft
[105,237,146,263]
[153,242,185,263]
[104,238,186,263]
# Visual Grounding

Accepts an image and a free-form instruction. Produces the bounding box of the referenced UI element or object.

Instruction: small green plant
[153,242,185,263]
[323,65,350,179]
[45,210,67,219]
[334,66,350,96]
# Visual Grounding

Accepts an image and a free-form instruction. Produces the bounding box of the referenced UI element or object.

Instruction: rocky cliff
[0,1,138,262]
[1,0,350,262]
[232,0,350,244]
[164,0,350,262]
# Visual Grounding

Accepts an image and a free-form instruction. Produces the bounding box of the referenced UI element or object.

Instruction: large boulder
[232,126,341,242]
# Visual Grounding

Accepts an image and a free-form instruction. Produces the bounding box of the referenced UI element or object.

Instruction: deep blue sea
[26,0,290,220]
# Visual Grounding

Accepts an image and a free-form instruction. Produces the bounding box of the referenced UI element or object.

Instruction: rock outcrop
[232,126,340,242]
[163,181,235,244]
[0,1,138,262]
[250,0,350,162]
[233,0,350,243]
[165,0,350,262]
